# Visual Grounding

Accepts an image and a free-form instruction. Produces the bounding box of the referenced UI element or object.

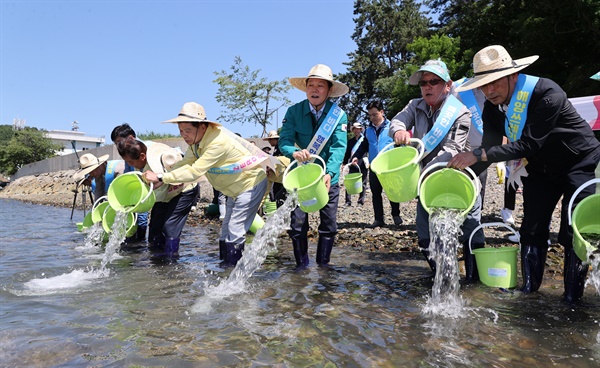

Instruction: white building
[46,130,105,156]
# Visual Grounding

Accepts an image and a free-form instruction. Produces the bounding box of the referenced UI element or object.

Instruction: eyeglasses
[418,79,443,87]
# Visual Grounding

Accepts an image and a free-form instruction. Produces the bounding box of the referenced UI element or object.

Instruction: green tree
[0,128,63,175]
[426,0,600,97]
[0,125,14,146]
[337,0,430,123]
[214,56,293,137]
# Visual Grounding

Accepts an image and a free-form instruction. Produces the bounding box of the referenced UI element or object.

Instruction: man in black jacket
[343,122,368,206]
[450,45,600,303]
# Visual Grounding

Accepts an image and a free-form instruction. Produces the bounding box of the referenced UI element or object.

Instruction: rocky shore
[0,166,570,277]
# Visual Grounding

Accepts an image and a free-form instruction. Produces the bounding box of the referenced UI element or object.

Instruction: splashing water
[422,208,466,317]
[192,192,298,313]
[584,234,600,295]
[24,210,129,292]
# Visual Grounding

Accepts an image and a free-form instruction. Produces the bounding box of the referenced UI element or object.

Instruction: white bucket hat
[162,102,220,125]
[73,153,109,181]
[455,45,539,92]
[289,64,349,98]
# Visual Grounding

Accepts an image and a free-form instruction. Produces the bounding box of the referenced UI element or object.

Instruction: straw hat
[455,45,539,92]
[162,102,220,125]
[289,64,349,98]
[146,143,183,174]
[408,59,451,85]
[73,153,109,181]
[262,130,280,140]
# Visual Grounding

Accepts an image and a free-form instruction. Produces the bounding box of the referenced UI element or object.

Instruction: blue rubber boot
[292,238,309,269]
[316,235,334,265]
[165,237,180,258]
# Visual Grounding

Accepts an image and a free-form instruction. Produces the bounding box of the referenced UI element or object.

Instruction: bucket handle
[343,162,362,175]
[417,162,480,197]
[380,138,425,163]
[283,154,327,182]
[127,171,154,204]
[92,195,108,212]
[468,222,520,254]
[568,178,600,225]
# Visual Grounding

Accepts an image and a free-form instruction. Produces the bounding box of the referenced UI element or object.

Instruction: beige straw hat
[73,153,109,181]
[455,45,539,92]
[289,64,349,98]
[162,102,220,125]
[146,143,183,174]
[262,130,280,140]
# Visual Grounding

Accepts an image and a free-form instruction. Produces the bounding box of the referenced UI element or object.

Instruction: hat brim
[146,143,182,174]
[288,77,349,98]
[408,66,451,85]
[455,55,539,92]
[162,116,221,126]
[262,135,279,140]
[72,154,109,181]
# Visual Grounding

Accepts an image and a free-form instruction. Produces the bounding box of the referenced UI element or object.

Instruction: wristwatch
[473,148,483,162]
[157,173,163,182]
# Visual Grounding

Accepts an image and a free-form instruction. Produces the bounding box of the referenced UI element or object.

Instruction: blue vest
[365,120,394,159]
[91,160,123,193]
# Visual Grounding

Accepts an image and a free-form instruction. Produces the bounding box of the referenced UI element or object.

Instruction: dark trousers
[148,186,199,240]
[369,170,399,222]
[504,180,518,211]
[289,183,340,239]
[520,149,599,248]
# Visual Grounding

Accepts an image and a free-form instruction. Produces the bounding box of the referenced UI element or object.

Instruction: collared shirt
[310,104,325,121]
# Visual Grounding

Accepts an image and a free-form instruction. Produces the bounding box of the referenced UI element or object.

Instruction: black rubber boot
[419,239,436,273]
[136,225,147,242]
[316,235,334,265]
[520,244,548,293]
[165,237,180,258]
[563,247,589,303]
[219,240,226,260]
[149,233,165,251]
[224,242,244,266]
[463,243,482,283]
[292,237,309,269]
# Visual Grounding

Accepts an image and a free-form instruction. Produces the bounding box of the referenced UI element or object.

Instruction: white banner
[569,95,600,131]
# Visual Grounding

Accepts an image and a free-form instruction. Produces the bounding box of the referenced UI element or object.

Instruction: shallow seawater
[1,198,599,367]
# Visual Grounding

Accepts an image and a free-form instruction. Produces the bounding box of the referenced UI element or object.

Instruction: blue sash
[307,103,344,156]
[350,134,364,160]
[455,78,484,135]
[421,94,464,154]
[505,74,539,142]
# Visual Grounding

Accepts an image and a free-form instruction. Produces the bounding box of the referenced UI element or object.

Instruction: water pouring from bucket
[418,162,479,218]
[107,172,155,213]
[282,155,328,213]
[370,138,424,203]
[469,222,520,289]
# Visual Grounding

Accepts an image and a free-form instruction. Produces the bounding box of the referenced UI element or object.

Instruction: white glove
[496,162,506,184]
[507,158,528,190]
[363,157,370,170]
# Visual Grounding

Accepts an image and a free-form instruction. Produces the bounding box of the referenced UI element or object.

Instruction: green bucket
[77,212,94,232]
[418,163,479,217]
[249,213,264,234]
[107,172,156,213]
[263,200,277,216]
[343,164,363,195]
[370,139,424,203]
[206,203,220,216]
[91,197,110,224]
[102,206,138,237]
[568,178,600,262]
[469,222,519,288]
[283,155,328,213]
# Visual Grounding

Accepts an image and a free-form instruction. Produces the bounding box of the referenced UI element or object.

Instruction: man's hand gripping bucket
[568,178,600,262]
[417,162,479,218]
[343,163,363,195]
[107,172,156,213]
[469,222,520,288]
[282,155,328,213]
[370,138,424,202]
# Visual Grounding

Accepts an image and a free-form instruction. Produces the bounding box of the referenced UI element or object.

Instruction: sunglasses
[418,79,444,87]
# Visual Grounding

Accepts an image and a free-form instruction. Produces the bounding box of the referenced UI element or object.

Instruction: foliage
[0,127,63,175]
[337,0,430,124]
[214,56,293,137]
[137,131,180,140]
[0,125,14,146]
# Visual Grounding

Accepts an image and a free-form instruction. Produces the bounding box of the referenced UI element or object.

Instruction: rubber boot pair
[463,243,483,283]
[520,244,548,293]
[419,239,436,273]
[223,242,244,266]
[563,247,589,303]
[292,237,309,269]
[316,235,334,266]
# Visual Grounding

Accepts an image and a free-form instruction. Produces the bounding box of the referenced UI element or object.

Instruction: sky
[1,0,357,141]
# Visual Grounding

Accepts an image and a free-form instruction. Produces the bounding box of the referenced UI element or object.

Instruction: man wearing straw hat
[143,102,272,266]
[389,59,485,283]
[449,45,600,302]
[116,136,197,258]
[73,153,125,203]
[279,64,349,269]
